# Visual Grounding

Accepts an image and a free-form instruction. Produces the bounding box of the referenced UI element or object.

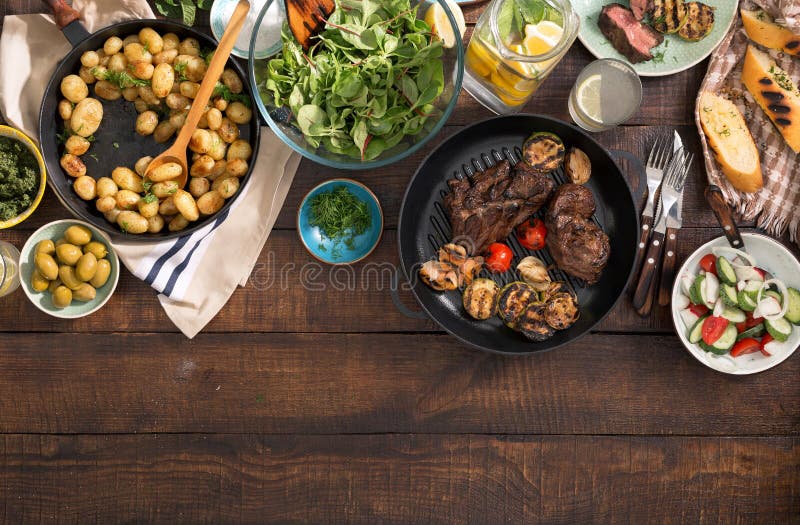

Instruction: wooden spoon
[144,0,250,189]
[284,0,336,51]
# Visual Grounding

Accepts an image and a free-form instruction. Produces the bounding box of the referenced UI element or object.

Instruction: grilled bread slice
[698,91,763,193]
[742,45,800,153]
[652,0,688,34]
[678,2,714,41]
[741,9,800,56]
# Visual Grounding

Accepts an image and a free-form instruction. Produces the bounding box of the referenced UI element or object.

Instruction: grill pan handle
[46,0,90,47]
[609,149,647,205]
[390,270,429,320]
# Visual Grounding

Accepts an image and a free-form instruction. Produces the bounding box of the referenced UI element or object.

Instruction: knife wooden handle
[629,214,654,293]
[705,185,745,250]
[45,0,81,29]
[633,230,665,316]
[658,227,679,306]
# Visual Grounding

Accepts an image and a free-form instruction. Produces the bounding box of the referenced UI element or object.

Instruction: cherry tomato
[701,316,729,345]
[485,242,513,273]
[699,254,718,276]
[736,322,746,333]
[688,304,710,317]
[760,334,774,357]
[744,312,764,330]
[515,218,547,250]
[730,338,761,357]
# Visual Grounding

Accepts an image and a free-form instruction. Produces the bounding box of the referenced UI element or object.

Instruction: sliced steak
[630,0,652,20]
[598,3,664,64]
[545,183,610,285]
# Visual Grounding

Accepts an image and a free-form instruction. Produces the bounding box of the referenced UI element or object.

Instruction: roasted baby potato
[64,135,91,155]
[60,153,86,178]
[60,74,88,103]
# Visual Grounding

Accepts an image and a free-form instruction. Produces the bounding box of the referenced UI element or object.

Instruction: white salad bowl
[671,233,800,375]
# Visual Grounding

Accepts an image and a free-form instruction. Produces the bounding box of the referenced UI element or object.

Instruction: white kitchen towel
[0,0,301,337]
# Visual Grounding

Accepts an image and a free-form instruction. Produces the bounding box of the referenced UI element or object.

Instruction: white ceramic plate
[570,0,737,77]
[671,233,800,375]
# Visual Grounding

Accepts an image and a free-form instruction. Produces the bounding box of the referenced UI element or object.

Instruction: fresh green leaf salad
[258,0,445,160]
[0,136,38,221]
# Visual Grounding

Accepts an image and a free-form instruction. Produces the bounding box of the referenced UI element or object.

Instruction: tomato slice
[736,322,746,333]
[744,312,764,329]
[760,334,774,357]
[689,304,710,317]
[515,218,547,251]
[485,242,513,273]
[699,254,718,276]
[730,338,761,357]
[701,316,729,345]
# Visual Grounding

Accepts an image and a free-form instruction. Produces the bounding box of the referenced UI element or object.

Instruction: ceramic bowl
[0,125,47,229]
[19,220,119,319]
[297,179,383,265]
[671,233,800,375]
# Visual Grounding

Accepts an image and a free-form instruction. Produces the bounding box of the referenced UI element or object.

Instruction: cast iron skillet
[38,5,260,242]
[394,115,645,355]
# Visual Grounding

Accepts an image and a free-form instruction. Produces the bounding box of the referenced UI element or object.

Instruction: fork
[633,149,693,316]
[632,135,673,287]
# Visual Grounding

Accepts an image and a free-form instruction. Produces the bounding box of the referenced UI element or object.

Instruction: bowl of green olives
[19,220,119,318]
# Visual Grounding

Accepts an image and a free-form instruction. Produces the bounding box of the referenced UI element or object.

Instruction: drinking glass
[0,240,20,298]
[463,0,579,115]
[568,58,642,132]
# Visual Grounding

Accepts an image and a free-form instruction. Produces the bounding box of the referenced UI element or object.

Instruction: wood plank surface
[0,434,796,524]
[0,332,796,434]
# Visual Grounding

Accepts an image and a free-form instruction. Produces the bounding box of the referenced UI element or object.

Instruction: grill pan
[395,114,645,355]
[38,15,260,242]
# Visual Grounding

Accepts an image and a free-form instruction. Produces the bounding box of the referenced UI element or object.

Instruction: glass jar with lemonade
[464,0,579,114]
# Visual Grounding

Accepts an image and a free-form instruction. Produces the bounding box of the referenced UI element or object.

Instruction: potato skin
[173,189,200,221]
[95,195,117,213]
[217,118,239,143]
[151,180,179,199]
[73,176,97,200]
[134,156,153,177]
[117,211,149,234]
[159,196,178,216]
[148,162,183,182]
[189,129,212,154]
[60,154,86,178]
[58,99,73,120]
[197,190,224,215]
[112,167,144,193]
[115,189,141,210]
[130,60,154,80]
[135,111,158,136]
[146,214,165,234]
[103,36,123,55]
[64,135,91,156]
[61,74,88,103]
[189,177,210,198]
[151,62,174,98]
[153,49,178,65]
[178,37,200,56]
[225,158,248,178]
[96,177,117,198]
[168,214,189,232]
[221,69,243,94]
[138,28,164,54]
[138,198,159,218]
[226,139,252,161]
[153,121,176,143]
[213,176,239,199]
[70,98,103,136]
[94,80,122,101]
[162,33,180,51]
[81,50,100,68]
[166,93,190,110]
[226,101,252,124]
[190,155,215,177]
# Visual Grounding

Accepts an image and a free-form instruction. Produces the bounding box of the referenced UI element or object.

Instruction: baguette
[742,44,800,153]
[697,91,763,193]
[741,9,800,56]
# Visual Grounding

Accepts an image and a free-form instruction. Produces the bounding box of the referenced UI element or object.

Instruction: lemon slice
[523,21,564,55]
[424,0,466,49]
[576,74,603,123]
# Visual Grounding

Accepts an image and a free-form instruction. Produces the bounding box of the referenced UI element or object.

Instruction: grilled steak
[598,3,664,63]
[444,160,555,255]
[545,184,610,285]
[630,0,653,20]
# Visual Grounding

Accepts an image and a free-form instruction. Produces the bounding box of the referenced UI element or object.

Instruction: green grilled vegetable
[522,131,565,173]
[515,303,555,342]
[677,2,715,42]
[652,0,688,34]
[463,278,500,320]
[496,281,538,327]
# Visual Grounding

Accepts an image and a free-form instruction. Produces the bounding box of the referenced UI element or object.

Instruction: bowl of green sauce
[0,126,46,229]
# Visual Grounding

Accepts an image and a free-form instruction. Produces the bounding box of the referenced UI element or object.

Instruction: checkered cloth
[695,0,800,245]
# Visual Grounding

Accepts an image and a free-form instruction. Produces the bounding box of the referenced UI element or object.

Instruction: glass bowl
[247,0,465,170]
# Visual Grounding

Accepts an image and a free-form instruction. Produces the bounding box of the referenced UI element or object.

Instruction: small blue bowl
[297,179,383,265]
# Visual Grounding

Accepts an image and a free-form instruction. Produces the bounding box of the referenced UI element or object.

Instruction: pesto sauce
[0,136,38,221]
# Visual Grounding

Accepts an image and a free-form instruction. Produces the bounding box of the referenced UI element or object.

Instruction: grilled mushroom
[439,243,468,265]
[419,260,459,291]
[565,147,591,185]
[516,256,551,291]
[458,256,484,287]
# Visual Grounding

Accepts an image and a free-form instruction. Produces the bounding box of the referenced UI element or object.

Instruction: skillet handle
[390,270,429,320]
[45,0,80,29]
[609,149,647,205]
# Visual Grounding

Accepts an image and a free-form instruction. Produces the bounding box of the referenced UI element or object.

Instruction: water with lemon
[568,59,642,132]
[0,241,20,298]
[464,0,573,114]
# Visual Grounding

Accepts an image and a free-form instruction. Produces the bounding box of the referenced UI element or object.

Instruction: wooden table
[1,1,798,523]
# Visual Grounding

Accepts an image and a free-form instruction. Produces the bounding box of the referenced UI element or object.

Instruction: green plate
[19,220,119,319]
[571,0,737,77]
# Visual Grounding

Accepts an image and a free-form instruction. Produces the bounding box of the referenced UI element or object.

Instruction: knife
[45,0,90,46]
[658,131,684,306]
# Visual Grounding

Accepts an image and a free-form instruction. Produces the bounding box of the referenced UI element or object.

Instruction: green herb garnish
[0,136,38,221]
[91,67,149,88]
[143,193,158,204]
[308,186,372,259]
[113,142,120,149]
[173,61,189,82]
[212,82,251,107]
[259,0,445,161]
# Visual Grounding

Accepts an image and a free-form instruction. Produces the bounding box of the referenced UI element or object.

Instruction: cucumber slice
[699,340,728,355]
[687,314,709,344]
[715,256,737,285]
[711,323,738,352]
[765,290,783,304]
[720,284,739,307]
[719,306,746,324]
[743,280,763,299]
[689,275,705,305]
[765,317,792,342]
[786,288,800,325]
[737,290,757,312]
[736,323,766,341]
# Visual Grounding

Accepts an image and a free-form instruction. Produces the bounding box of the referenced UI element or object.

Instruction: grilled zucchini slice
[515,303,555,342]
[544,292,580,330]
[652,0,688,34]
[496,281,538,327]
[678,2,714,41]
[522,132,565,173]
[463,278,500,321]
